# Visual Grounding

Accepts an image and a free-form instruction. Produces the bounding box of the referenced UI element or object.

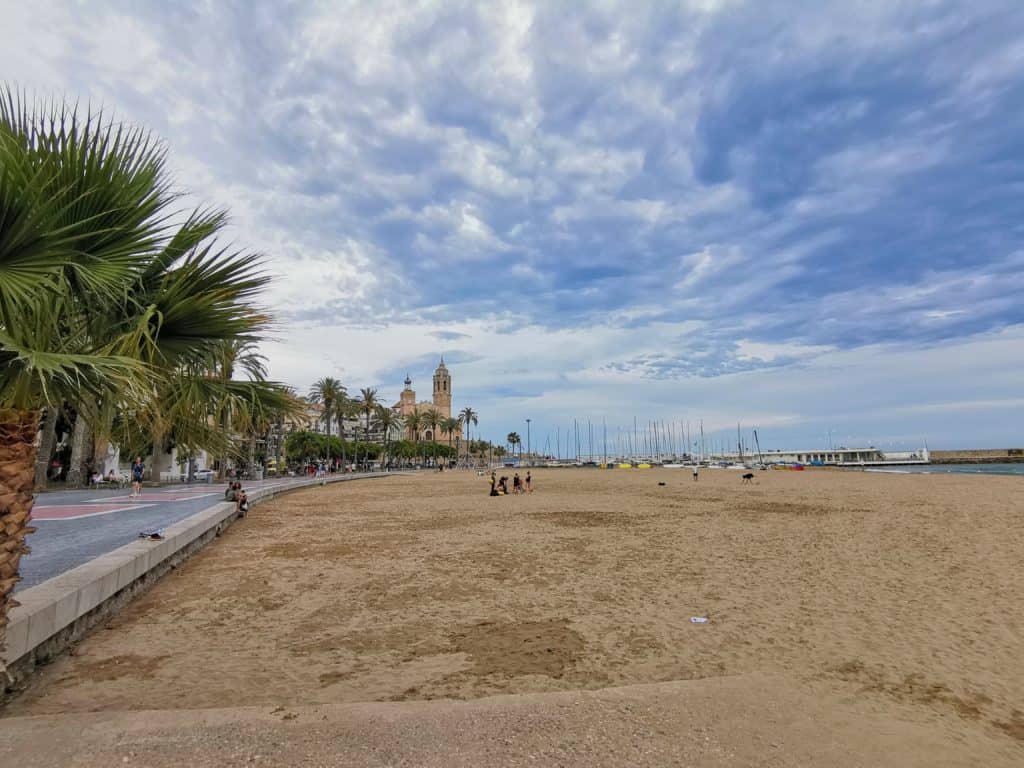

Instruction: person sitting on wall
[236,488,249,516]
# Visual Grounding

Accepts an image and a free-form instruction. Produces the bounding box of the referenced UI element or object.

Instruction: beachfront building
[393,358,456,442]
[754,447,930,466]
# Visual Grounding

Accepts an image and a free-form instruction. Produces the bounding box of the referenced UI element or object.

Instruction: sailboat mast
[603,418,607,465]
[626,417,634,466]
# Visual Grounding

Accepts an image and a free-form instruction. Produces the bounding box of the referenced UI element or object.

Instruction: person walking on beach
[131,456,145,497]
[513,472,522,494]
[489,471,498,496]
[692,465,699,482]
[525,471,533,493]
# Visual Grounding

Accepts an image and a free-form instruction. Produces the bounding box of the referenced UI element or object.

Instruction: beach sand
[3,468,1022,766]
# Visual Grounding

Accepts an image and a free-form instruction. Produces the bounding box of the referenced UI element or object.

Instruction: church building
[392,358,456,441]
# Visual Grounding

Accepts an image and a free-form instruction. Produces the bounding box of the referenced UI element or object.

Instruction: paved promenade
[19,475,368,589]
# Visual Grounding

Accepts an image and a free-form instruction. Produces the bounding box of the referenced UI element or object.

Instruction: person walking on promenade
[131,456,145,497]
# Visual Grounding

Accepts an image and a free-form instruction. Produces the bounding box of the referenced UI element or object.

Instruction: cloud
[430,331,471,341]
[4,0,1024,445]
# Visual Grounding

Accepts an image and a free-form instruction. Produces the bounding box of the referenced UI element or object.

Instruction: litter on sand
[690,616,709,624]
[658,482,667,486]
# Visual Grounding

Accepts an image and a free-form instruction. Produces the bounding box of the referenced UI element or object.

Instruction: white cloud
[4,1,1023,447]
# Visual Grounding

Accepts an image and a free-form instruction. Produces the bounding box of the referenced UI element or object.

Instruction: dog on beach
[741,472,754,484]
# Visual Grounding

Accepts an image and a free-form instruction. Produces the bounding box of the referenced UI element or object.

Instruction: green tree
[373,406,403,469]
[308,377,344,447]
[507,432,521,464]
[334,389,350,471]
[100,213,296,482]
[460,406,477,466]
[422,408,441,466]
[440,415,461,466]
[358,387,378,470]
[405,407,424,465]
[0,92,179,662]
[285,430,325,464]
[0,91,289,664]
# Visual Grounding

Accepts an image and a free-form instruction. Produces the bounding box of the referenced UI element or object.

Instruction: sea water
[866,463,1024,477]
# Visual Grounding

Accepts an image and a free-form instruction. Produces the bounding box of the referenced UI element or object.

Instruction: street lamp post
[526,418,531,467]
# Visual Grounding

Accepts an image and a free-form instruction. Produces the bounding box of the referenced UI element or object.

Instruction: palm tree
[100,208,292,480]
[208,339,267,479]
[358,387,378,470]
[373,406,403,469]
[441,416,461,465]
[308,377,344,445]
[0,93,176,661]
[460,406,477,467]
[507,433,521,464]
[333,390,349,472]
[0,90,296,663]
[422,408,442,466]
[405,407,424,466]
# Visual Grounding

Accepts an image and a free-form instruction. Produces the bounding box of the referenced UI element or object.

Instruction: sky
[4,1,1023,451]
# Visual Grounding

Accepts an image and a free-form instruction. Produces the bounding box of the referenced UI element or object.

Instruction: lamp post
[526,418,531,467]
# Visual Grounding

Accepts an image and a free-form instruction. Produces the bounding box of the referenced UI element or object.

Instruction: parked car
[180,468,215,482]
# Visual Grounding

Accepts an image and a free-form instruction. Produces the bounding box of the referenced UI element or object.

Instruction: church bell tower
[432,358,451,418]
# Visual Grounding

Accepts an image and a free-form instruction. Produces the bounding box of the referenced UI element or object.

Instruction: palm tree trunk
[0,408,40,672]
[220,408,230,480]
[66,413,91,488]
[33,406,59,490]
[324,411,332,470]
[342,417,350,473]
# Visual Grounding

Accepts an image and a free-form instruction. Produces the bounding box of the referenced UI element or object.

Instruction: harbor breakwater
[930,449,1024,464]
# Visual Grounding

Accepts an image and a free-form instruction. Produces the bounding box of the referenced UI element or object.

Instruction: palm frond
[0,87,176,306]
[0,326,147,413]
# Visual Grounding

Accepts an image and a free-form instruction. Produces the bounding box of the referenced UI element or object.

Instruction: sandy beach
[3,468,1022,766]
